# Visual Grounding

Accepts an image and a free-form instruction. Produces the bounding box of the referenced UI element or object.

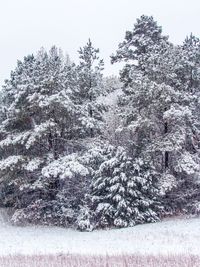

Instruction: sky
[0,0,200,87]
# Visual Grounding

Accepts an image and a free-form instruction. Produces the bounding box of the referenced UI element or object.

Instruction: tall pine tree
[76,39,105,138]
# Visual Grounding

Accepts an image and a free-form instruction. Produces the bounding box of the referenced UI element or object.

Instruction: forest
[0,15,200,231]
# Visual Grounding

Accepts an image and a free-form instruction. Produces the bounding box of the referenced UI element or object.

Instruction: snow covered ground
[0,209,200,256]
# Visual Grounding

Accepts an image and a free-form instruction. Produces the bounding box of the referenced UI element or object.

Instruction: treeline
[0,15,200,230]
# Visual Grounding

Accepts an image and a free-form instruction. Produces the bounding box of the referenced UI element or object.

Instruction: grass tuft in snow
[0,254,200,267]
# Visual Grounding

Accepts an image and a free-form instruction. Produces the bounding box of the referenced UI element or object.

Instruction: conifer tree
[111,15,169,86]
[90,146,160,228]
[76,39,105,138]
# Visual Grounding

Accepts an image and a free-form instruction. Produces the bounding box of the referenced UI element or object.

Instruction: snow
[0,131,31,148]
[163,105,192,121]
[42,154,89,180]
[176,152,200,175]
[25,158,42,172]
[0,155,24,171]
[97,88,122,107]
[0,209,200,256]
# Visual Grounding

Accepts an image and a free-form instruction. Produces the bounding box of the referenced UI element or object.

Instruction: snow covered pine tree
[75,39,106,138]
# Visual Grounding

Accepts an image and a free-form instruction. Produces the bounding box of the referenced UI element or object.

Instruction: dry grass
[0,254,199,267]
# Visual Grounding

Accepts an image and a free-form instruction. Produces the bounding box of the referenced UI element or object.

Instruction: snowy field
[0,209,200,256]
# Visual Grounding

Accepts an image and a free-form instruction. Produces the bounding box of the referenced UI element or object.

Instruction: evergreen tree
[181,34,200,91]
[76,39,105,138]
[111,15,169,86]
[93,146,160,228]
[162,35,200,213]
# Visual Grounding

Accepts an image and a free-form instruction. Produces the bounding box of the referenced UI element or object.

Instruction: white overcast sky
[0,0,200,87]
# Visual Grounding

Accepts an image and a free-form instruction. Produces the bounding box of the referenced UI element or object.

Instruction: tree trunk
[165,150,169,169]
[89,78,94,138]
[164,121,169,169]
